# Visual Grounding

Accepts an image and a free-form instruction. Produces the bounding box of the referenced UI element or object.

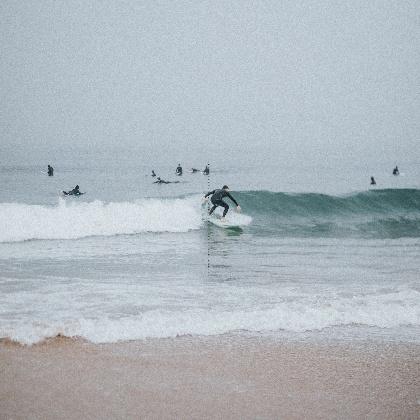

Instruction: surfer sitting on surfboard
[204,185,241,220]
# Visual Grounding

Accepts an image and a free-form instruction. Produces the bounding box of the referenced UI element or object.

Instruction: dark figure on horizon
[203,165,209,175]
[176,164,183,176]
[47,165,54,176]
[393,166,399,176]
[191,168,200,173]
[370,176,376,185]
[204,185,241,219]
[63,185,84,196]
[151,170,156,177]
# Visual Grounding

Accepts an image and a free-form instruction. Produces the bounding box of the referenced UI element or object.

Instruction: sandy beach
[1,335,419,420]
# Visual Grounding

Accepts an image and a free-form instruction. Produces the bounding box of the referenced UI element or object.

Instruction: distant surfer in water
[392,166,399,176]
[176,164,183,176]
[370,176,376,185]
[154,177,179,184]
[151,170,156,177]
[154,177,169,184]
[203,165,209,175]
[204,185,241,220]
[63,185,84,196]
[191,168,199,173]
[47,165,54,176]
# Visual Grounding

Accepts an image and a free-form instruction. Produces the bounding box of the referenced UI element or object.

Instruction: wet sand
[0,335,419,420]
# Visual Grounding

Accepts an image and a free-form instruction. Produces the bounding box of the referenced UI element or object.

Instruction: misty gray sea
[0,148,419,344]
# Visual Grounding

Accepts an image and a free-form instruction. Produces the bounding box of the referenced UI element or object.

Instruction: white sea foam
[1,285,419,345]
[0,197,204,242]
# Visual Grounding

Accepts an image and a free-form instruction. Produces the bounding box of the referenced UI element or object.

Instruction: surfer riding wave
[204,185,241,220]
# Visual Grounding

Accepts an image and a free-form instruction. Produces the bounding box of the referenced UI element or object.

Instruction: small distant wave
[0,197,203,242]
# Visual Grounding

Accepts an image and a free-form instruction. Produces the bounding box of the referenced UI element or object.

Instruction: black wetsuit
[205,189,238,217]
[154,178,180,184]
[63,188,83,196]
[154,178,170,184]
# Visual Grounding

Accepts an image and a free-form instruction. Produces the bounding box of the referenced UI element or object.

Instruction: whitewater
[0,160,419,345]
[0,197,203,242]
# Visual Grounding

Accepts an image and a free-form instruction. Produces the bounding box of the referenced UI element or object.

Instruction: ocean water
[0,150,419,345]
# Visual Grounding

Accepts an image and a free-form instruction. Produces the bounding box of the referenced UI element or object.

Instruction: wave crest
[237,189,420,238]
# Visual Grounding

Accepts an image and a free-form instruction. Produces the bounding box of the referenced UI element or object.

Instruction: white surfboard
[208,216,240,229]
[207,212,252,229]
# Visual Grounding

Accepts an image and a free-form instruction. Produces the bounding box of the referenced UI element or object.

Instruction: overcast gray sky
[1,0,419,164]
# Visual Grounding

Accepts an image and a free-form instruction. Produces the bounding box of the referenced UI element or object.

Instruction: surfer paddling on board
[204,185,241,221]
[62,185,84,196]
[154,177,179,184]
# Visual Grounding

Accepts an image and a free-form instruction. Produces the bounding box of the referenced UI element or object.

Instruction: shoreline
[1,335,419,419]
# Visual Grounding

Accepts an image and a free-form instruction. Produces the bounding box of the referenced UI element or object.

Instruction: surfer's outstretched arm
[204,190,215,198]
[226,192,239,207]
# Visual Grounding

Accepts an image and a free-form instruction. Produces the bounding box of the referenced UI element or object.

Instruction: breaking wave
[0,197,203,242]
[1,189,419,242]
[2,286,419,345]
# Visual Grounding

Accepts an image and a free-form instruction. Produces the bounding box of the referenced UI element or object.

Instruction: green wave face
[236,189,420,239]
